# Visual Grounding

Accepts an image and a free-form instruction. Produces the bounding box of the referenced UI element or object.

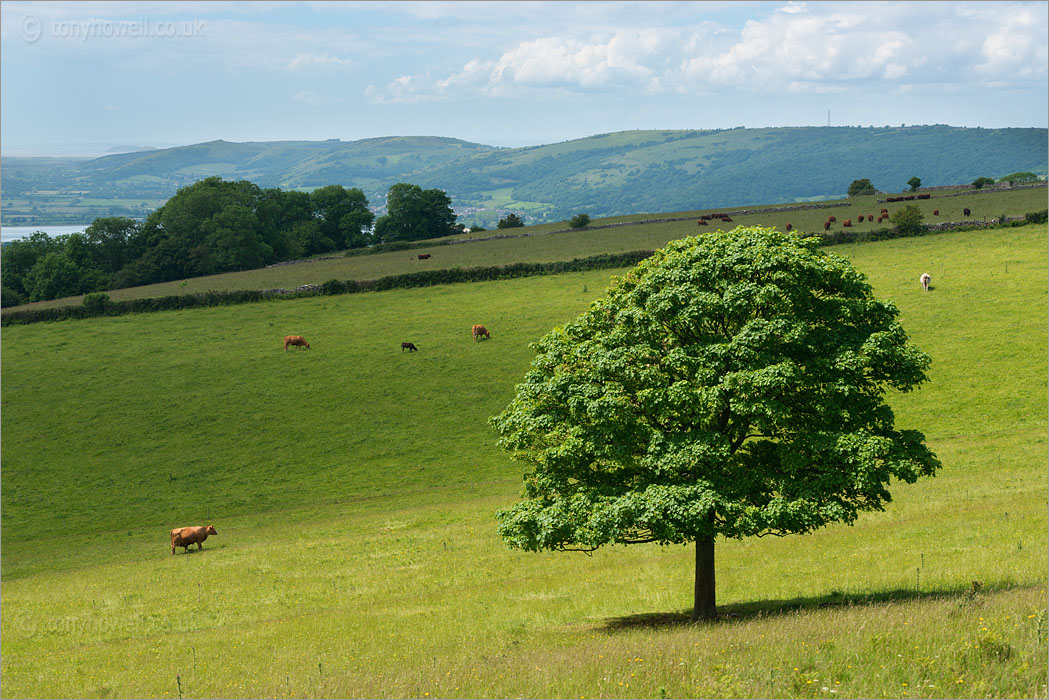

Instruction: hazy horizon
[2,1,1046,159]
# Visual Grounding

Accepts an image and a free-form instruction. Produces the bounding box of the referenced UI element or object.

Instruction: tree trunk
[692,535,716,621]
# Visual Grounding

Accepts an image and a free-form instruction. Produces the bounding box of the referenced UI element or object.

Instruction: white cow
[920,273,931,292]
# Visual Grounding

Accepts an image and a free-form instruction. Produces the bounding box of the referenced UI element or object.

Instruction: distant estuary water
[1,225,91,243]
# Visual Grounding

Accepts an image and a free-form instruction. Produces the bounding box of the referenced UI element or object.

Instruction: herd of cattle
[697,201,975,233]
[173,325,494,554]
[178,200,970,554]
[279,324,490,358]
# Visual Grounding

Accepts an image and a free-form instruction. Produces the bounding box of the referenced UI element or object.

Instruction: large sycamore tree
[492,227,940,621]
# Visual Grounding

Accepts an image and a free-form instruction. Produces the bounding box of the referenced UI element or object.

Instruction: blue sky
[1,1,1046,156]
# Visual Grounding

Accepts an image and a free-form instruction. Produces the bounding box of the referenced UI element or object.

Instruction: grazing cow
[170,525,217,555]
[918,194,931,200]
[843,219,852,227]
[877,216,883,223]
[697,219,708,226]
[785,223,792,231]
[472,324,490,341]
[418,254,432,260]
[284,335,310,351]
[824,221,831,231]
[920,272,931,292]
[881,208,889,214]
[401,342,418,352]
[933,209,939,216]
[721,216,733,223]
[963,207,971,217]
[828,216,836,223]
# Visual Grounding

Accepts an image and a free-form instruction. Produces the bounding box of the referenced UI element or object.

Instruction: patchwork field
[1,225,1046,698]
[5,185,1045,313]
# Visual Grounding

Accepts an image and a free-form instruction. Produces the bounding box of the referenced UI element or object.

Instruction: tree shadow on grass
[600,580,1013,631]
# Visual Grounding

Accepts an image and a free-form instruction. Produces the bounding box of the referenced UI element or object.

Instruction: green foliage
[4,128,1047,228]
[907,176,922,192]
[1,251,654,326]
[24,252,92,301]
[0,231,62,297]
[84,217,140,274]
[569,213,591,228]
[309,184,375,250]
[0,227,1046,697]
[848,179,876,196]
[890,204,926,237]
[373,183,457,243]
[1000,171,1040,186]
[972,176,995,189]
[3,179,378,302]
[1025,209,1048,224]
[497,213,525,229]
[493,227,940,617]
[1,284,27,308]
[82,292,111,313]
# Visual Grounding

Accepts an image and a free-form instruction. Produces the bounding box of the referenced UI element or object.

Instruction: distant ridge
[3,126,1045,226]
[105,145,158,154]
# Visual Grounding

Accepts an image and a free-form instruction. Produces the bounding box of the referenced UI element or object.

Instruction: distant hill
[2,127,1045,227]
[105,145,159,154]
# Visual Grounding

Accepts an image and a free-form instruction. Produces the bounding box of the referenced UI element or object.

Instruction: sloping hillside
[75,135,497,192]
[414,126,1047,220]
[3,126,1045,226]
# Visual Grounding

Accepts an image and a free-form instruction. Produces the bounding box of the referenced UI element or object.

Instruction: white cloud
[365,1,1048,103]
[975,5,1048,79]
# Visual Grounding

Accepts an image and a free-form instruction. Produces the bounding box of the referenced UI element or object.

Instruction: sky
[1,0,1046,156]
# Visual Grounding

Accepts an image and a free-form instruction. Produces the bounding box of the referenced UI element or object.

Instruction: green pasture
[6,185,1045,313]
[1,225,1046,698]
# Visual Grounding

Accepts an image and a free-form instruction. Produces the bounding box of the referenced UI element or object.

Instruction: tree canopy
[1,178,375,303]
[847,179,876,196]
[497,213,525,229]
[907,176,922,192]
[890,204,926,237]
[998,171,1040,186]
[372,183,457,242]
[492,226,940,620]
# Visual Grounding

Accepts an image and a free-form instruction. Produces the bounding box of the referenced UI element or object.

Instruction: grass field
[5,185,1046,313]
[1,224,1046,698]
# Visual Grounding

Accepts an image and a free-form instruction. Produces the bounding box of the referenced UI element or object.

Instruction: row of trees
[849,171,1041,197]
[2,178,459,305]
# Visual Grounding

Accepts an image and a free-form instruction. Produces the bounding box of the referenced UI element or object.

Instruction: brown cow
[284,335,310,351]
[828,216,836,223]
[418,254,432,260]
[401,342,418,352]
[170,525,217,555]
[472,324,490,341]
[933,209,939,216]
[721,216,733,222]
[697,219,708,226]
[824,221,831,231]
[843,219,852,227]
[964,208,971,217]
[785,223,792,231]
